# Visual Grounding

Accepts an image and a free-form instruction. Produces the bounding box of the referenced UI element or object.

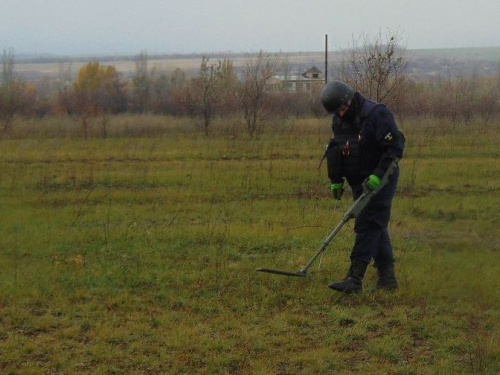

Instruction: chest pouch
[326,133,362,181]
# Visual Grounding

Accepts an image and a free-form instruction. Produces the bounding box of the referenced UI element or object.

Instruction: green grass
[1,115,499,374]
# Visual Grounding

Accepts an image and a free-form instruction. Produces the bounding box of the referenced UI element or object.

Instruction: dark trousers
[348,166,399,266]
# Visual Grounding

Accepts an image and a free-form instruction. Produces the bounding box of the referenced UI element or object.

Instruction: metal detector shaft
[257,196,360,277]
[256,160,398,278]
[298,159,399,274]
[298,216,349,274]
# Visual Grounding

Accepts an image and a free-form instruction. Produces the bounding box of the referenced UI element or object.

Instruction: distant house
[267,66,325,93]
[302,66,323,80]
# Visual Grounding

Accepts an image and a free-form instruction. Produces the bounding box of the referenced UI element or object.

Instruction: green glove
[364,174,381,191]
[330,182,344,200]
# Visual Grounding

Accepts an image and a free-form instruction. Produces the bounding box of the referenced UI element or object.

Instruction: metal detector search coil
[255,268,307,277]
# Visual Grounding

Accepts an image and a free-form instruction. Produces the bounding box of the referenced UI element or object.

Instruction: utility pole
[324,34,328,84]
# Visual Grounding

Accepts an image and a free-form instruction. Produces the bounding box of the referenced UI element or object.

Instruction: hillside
[12,47,500,82]
[407,47,500,78]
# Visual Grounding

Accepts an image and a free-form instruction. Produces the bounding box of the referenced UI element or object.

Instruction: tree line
[2,35,500,139]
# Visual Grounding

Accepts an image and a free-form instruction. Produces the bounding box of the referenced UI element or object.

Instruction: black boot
[375,263,398,290]
[328,261,368,294]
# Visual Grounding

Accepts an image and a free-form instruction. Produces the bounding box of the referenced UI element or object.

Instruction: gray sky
[1,0,499,56]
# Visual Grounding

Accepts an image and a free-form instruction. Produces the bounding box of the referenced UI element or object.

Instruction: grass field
[1,115,499,374]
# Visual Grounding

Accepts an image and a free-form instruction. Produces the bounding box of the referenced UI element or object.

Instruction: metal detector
[256,160,398,278]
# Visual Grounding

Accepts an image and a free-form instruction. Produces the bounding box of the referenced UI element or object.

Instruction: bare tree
[436,66,499,124]
[164,68,188,115]
[236,51,282,137]
[339,29,409,108]
[0,49,26,138]
[131,51,151,113]
[199,57,220,135]
[187,57,236,135]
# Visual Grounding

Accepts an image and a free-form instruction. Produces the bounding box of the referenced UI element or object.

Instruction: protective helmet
[320,80,355,114]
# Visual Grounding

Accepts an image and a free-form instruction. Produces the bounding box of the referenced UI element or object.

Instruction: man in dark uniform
[320,80,405,294]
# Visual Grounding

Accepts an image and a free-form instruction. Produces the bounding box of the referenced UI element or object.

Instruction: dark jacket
[326,93,405,185]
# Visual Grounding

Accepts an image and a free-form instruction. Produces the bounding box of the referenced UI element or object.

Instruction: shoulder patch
[384,132,394,142]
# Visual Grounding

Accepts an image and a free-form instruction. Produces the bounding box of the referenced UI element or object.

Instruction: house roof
[304,66,322,74]
[271,65,324,82]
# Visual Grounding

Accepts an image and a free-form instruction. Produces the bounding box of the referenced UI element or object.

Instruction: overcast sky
[1,0,499,56]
